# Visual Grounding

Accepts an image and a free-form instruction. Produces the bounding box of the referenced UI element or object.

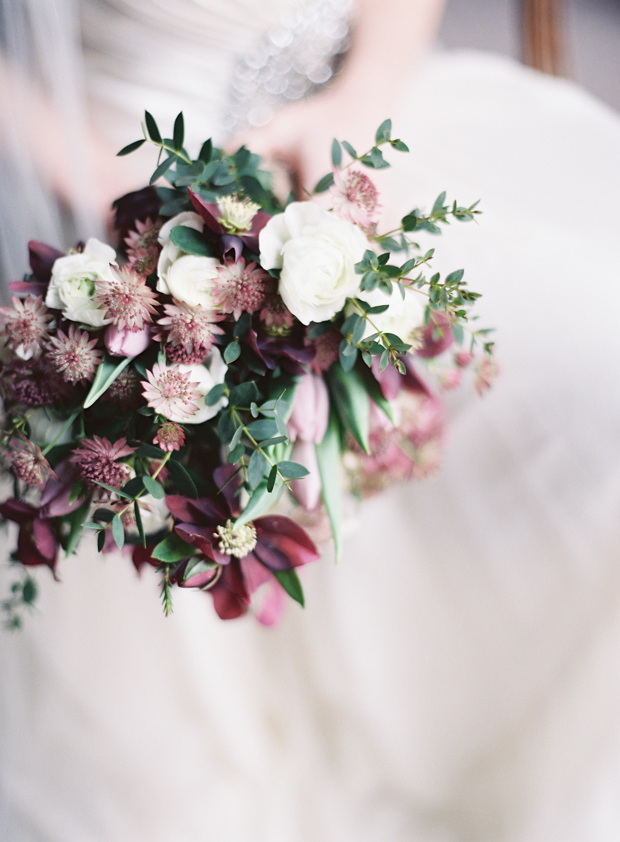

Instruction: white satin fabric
[2,1,620,838]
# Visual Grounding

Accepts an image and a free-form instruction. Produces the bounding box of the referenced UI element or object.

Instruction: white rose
[175,347,228,425]
[357,286,426,348]
[157,211,219,309]
[128,494,171,537]
[46,238,116,327]
[259,202,367,325]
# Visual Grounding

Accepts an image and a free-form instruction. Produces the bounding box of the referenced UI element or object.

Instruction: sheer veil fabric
[2,1,620,840]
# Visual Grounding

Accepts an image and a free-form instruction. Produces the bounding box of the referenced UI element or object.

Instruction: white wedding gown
[2,2,620,840]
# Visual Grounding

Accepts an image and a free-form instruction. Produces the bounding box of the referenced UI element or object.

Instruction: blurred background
[440,0,620,111]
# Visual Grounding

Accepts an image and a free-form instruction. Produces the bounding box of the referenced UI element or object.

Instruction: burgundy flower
[8,241,64,296]
[166,467,319,620]
[1,357,73,407]
[71,436,136,494]
[417,311,454,359]
[0,498,59,575]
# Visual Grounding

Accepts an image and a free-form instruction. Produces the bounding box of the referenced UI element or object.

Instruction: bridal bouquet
[0,113,495,627]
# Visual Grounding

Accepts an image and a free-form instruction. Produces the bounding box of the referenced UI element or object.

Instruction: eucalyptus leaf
[144,110,161,143]
[169,225,213,256]
[142,476,165,499]
[248,448,268,489]
[111,514,125,550]
[326,365,370,455]
[117,139,146,157]
[277,461,309,479]
[173,111,184,151]
[167,459,198,498]
[64,500,90,558]
[152,533,195,563]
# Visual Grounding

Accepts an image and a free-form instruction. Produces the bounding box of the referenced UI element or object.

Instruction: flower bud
[105,323,151,357]
[288,372,329,444]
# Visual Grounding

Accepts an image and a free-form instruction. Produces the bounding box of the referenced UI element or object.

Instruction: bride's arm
[228,0,446,193]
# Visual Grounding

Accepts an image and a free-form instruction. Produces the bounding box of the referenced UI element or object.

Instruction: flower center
[216,195,260,234]
[215,519,257,558]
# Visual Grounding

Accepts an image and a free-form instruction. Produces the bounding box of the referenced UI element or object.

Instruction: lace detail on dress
[224,0,353,134]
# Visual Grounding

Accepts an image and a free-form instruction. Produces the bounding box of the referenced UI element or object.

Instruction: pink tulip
[290,440,322,511]
[288,372,329,443]
[104,323,151,357]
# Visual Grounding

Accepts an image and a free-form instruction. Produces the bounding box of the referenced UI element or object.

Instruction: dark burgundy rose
[165,466,319,620]
[0,498,59,575]
[417,311,454,359]
[113,186,163,242]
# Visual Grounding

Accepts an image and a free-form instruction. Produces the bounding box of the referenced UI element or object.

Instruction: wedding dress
[2,2,620,841]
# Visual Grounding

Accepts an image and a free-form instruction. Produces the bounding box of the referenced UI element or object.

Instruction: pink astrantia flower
[474,356,500,396]
[0,295,52,358]
[125,218,161,277]
[95,265,158,331]
[71,435,136,494]
[142,362,201,421]
[153,421,185,452]
[212,258,270,319]
[6,437,57,489]
[104,366,142,411]
[307,327,340,374]
[2,357,72,407]
[259,291,294,335]
[329,167,381,229]
[48,325,103,383]
[157,301,224,365]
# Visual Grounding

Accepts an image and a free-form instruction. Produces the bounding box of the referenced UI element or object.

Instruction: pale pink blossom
[212,258,269,319]
[142,362,202,421]
[157,301,224,365]
[0,295,51,358]
[95,265,158,331]
[329,167,381,229]
[153,421,185,452]
[475,356,500,396]
[47,325,102,383]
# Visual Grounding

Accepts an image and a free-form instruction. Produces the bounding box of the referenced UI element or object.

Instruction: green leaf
[149,155,175,185]
[277,461,309,479]
[246,418,279,441]
[173,111,184,150]
[313,172,334,194]
[233,312,252,341]
[22,577,37,606]
[134,501,146,547]
[111,514,125,550]
[234,475,281,529]
[97,530,106,552]
[143,475,165,499]
[182,558,218,585]
[267,464,278,493]
[230,424,244,451]
[401,213,418,232]
[432,191,447,213]
[326,365,370,454]
[218,410,236,444]
[64,499,91,558]
[375,118,392,143]
[145,111,161,143]
[341,140,357,159]
[167,459,198,498]
[199,138,213,163]
[40,407,80,456]
[229,380,259,407]
[83,355,132,408]
[117,139,146,156]
[169,224,213,256]
[94,481,133,499]
[331,138,342,167]
[93,507,115,523]
[205,383,227,406]
[273,568,305,607]
[390,139,409,152]
[224,341,241,364]
[136,444,167,459]
[228,443,246,464]
[247,448,268,489]
[152,533,195,563]
[315,411,343,562]
[445,269,465,285]
[359,368,397,425]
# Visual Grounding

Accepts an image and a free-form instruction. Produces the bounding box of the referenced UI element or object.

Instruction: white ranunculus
[357,286,426,348]
[128,494,171,538]
[176,347,228,425]
[259,202,367,325]
[46,238,117,327]
[28,408,75,446]
[157,211,220,309]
